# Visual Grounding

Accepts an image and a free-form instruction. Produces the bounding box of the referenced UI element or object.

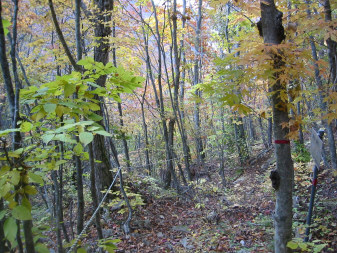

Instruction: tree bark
[323,0,337,85]
[170,0,192,181]
[48,0,80,71]
[0,2,35,252]
[149,0,179,190]
[88,143,103,240]
[93,0,114,200]
[259,1,294,252]
[193,0,205,165]
[306,0,337,169]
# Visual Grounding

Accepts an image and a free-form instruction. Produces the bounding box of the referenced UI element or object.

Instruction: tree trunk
[306,0,337,169]
[259,1,294,252]
[139,82,152,174]
[171,0,192,181]
[149,0,179,190]
[193,0,205,165]
[259,117,269,149]
[0,1,35,252]
[51,170,64,253]
[88,143,103,240]
[58,142,69,243]
[111,7,132,172]
[323,0,337,85]
[234,116,249,165]
[93,0,114,200]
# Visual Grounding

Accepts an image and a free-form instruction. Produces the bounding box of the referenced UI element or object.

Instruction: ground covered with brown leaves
[81,147,336,253]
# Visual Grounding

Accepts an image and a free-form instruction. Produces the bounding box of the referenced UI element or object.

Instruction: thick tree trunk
[259,1,294,252]
[93,0,114,200]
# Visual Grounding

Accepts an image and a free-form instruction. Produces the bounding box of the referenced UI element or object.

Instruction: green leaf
[95,130,112,137]
[77,248,87,253]
[2,19,10,36]
[10,170,21,185]
[21,197,32,211]
[0,128,19,137]
[314,244,327,252]
[79,132,93,146]
[4,217,17,243]
[43,103,57,113]
[73,143,83,155]
[41,133,55,144]
[0,210,6,220]
[28,172,44,186]
[287,241,298,250]
[298,242,308,250]
[87,112,103,121]
[36,243,50,253]
[24,185,38,195]
[104,245,117,253]
[1,183,11,197]
[12,205,32,220]
[20,122,33,132]
[64,82,76,97]
[87,102,101,111]
[55,134,76,144]
[0,166,10,177]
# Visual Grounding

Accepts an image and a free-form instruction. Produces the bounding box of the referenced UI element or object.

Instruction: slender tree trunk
[139,82,152,174]
[306,0,337,169]
[324,0,337,85]
[259,1,294,252]
[259,117,269,149]
[88,143,103,240]
[170,0,192,181]
[193,0,205,165]
[117,102,131,170]
[149,0,179,190]
[111,4,132,172]
[75,155,84,234]
[51,170,64,253]
[58,142,69,242]
[297,102,304,144]
[268,116,273,146]
[234,116,249,165]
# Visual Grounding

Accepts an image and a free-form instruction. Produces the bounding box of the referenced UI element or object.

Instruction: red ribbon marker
[274,140,290,144]
[312,179,318,186]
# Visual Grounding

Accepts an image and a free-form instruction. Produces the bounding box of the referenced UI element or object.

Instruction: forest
[0,0,336,252]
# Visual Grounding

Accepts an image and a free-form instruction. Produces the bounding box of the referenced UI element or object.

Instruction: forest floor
[40,144,337,252]
[75,144,337,253]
